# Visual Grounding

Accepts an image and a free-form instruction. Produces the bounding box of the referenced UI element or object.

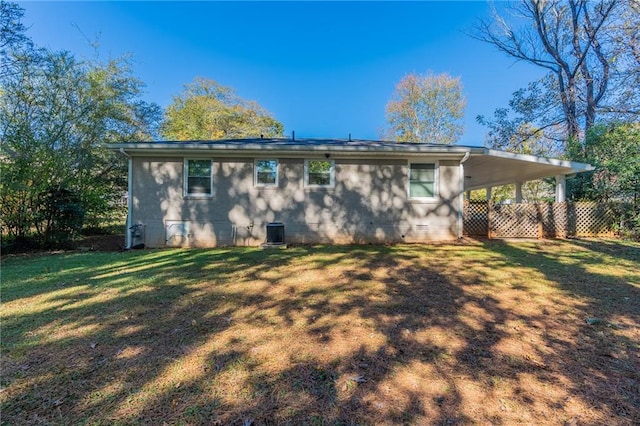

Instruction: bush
[39,187,85,248]
[614,203,640,241]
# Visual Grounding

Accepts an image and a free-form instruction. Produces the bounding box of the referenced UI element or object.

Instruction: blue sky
[18,1,545,146]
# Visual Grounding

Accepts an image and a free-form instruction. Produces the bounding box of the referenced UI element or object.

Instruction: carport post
[555,175,566,202]
[515,182,523,204]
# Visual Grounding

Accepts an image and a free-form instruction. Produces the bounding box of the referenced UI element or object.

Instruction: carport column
[555,175,566,202]
[515,182,523,204]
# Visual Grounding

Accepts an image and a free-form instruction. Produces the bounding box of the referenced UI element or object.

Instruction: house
[107,138,593,248]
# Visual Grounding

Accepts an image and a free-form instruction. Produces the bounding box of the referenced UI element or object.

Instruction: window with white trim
[184,159,213,196]
[409,162,436,199]
[305,159,335,187]
[255,159,278,186]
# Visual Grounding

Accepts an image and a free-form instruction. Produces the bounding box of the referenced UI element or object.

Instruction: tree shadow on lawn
[1,247,314,303]
[482,239,640,422]
[1,247,361,423]
[2,241,639,424]
[570,237,640,265]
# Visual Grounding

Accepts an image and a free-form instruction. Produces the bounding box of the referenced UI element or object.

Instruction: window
[409,163,436,199]
[305,159,335,187]
[255,159,278,186]
[184,159,212,196]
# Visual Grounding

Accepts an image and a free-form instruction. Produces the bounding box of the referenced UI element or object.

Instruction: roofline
[105,139,593,174]
[105,140,474,155]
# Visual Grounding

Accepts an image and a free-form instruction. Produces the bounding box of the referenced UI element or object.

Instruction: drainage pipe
[458,152,471,239]
[119,148,133,249]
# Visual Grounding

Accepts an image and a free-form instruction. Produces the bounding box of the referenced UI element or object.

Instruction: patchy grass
[1,239,639,425]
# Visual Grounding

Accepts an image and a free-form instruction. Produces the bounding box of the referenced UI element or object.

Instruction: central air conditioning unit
[264,222,285,247]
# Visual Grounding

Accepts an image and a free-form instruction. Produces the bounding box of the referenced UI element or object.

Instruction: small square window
[255,159,278,186]
[305,160,335,187]
[409,163,436,198]
[184,159,212,196]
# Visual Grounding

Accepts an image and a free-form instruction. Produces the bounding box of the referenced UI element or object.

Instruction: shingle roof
[106,137,475,154]
[128,138,459,148]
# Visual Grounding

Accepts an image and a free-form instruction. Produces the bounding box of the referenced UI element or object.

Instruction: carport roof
[107,138,593,190]
[463,149,593,191]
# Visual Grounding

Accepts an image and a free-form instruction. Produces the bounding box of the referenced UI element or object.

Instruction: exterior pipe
[119,148,133,249]
[458,152,470,239]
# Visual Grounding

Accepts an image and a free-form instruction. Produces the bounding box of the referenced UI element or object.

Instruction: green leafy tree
[568,122,640,238]
[383,72,466,144]
[569,122,640,201]
[0,6,161,247]
[161,77,284,140]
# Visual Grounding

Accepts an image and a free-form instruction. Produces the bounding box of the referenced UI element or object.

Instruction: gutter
[105,148,473,161]
[105,142,474,155]
[119,148,133,250]
[458,152,470,239]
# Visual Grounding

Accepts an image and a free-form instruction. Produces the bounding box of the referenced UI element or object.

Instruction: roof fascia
[105,142,473,158]
[473,148,593,173]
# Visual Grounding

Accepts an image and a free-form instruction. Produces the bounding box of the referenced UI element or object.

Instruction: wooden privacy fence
[463,201,615,238]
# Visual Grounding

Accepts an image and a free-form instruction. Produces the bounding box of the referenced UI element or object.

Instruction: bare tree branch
[472,0,638,148]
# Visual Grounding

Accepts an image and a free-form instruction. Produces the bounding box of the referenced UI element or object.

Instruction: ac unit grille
[266,222,285,244]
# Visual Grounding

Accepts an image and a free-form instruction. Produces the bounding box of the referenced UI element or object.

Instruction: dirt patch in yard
[1,239,638,424]
[76,234,126,252]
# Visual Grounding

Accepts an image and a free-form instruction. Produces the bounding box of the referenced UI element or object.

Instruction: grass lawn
[1,239,639,425]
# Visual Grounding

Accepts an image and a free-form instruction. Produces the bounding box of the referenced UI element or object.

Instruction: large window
[184,159,213,196]
[255,159,278,186]
[409,162,436,199]
[305,159,335,187]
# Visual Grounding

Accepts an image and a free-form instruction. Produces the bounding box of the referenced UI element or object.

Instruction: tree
[474,0,640,152]
[477,74,567,156]
[568,122,640,238]
[568,122,640,201]
[383,72,466,144]
[0,11,161,247]
[161,77,284,140]
[1,1,32,78]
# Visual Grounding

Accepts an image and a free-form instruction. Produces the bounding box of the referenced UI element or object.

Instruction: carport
[462,148,594,202]
[458,149,612,239]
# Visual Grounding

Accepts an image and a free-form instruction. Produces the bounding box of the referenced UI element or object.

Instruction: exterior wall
[130,156,462,247]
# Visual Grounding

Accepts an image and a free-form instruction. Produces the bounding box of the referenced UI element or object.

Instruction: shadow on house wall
[132,157,462,247]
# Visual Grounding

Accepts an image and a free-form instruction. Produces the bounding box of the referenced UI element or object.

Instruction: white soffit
[463,149,593,191]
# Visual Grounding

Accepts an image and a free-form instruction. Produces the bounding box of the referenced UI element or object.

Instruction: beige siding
[130,156,462,247]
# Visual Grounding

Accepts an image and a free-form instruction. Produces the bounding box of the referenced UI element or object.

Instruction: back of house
[107,138,591,248]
